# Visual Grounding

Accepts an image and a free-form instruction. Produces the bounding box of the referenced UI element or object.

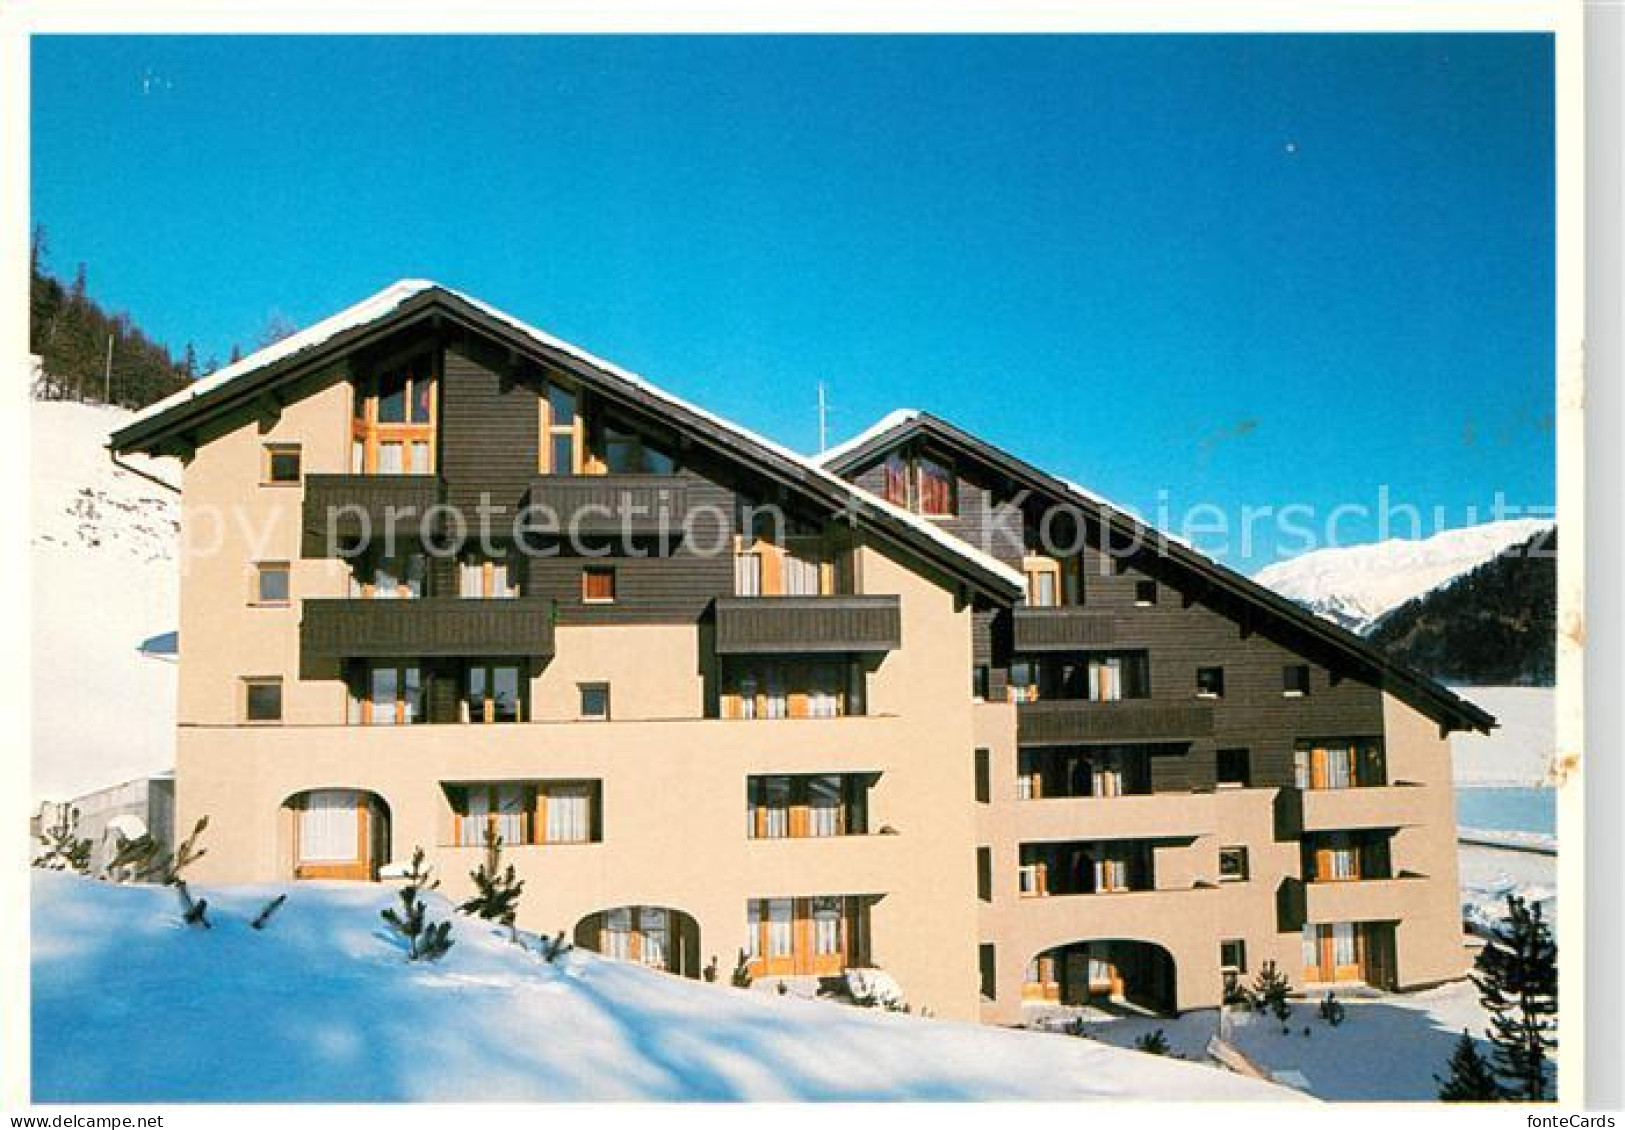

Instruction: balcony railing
[1011,607,1117,651]
[713,595,902,655]
[300,597,556,660]
[1016,699,1214,746]
[301,474,443,557]
[524,474,691,537]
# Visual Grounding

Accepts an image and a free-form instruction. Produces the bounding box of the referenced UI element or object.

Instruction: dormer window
[539,381,584,474]
[353,354,436,474]
[879,448,956,515]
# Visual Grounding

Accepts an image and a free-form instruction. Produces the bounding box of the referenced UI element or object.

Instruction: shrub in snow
[1474,893,1558,1101]
[380,847,454,962]
[702,955,719,983]
[458,829,525,941]
[730,949,754,988]
[1436,1029,1507,1102]
[846,968,909,1012]
[1318,992,1345,1027]
[1133,1030,1172,1056]
[1249,961,1293,1029]
[33,807,92,874]
[103,831,164,884]
[537,930,572,964]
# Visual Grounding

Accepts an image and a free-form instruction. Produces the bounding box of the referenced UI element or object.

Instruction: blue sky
[31,34,1554,569]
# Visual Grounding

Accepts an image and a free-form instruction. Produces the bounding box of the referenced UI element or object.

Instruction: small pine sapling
[380,847,455,962]
[1134,1029,1172,1056]
[103,832,164,884]
[731,948,754,988]
[251,894,288,931]
[1436,1029,1507,1102]
[458,829,525,941]
[1318,991,1346,1027]
[165,817,212,928]
[702,955,719,983]
[33,807,92,874]
[1250,961,1294,1031]
[540,930,573,963]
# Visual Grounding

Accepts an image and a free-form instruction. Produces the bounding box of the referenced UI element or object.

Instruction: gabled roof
[819,410,1495,734]
[110,282,1024,603]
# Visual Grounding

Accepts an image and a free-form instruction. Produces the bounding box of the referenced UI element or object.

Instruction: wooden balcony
[524,474,691,538]
[300,597,556,660]
[713,595,902,655]
[300,474,443,557]
[1011,607,1116,651]
[1016,699,1214,746]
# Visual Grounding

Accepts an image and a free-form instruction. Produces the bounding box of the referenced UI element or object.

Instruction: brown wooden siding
[440,337,540,516]
[713,595,903,654]
[300,474,443,557]
[301,597,556,660]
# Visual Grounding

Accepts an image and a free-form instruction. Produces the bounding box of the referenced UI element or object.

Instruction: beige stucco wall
[174,524,985,1018]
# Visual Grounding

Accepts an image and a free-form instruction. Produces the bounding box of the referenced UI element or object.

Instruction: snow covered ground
[1253,519,1553,634]
[31,872,1291,1103]
[1450,686,1557,787]
[31,400,181,801]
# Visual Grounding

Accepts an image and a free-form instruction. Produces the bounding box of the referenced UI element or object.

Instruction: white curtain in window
[460,788,491,847]
[746,902,762,959]
[639,908,668,968]
[784,554,820,596]
[370,667,398,725]
[493,784,526,846]
[545,785,590,843]
[378,441,403,474]
[765,669,787,719]
[737,675,759,719]
[762,779,790,838]
[1302,926,1320,971]
[299,790,358,862]
[807,777,842,837]
[459,562,483,598]
[1294,749,1311,790]
[734,554,763,597]
[807,668,838,718]
[605,907,632,960]
[1325,747,1354,790]
[767,900,793,957]
[1331,923,1357,967]
[410,440,431,474]
[1326,846,1357,880]
[812,897,842,955]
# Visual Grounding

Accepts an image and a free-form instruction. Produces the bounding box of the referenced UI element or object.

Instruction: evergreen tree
[1250,960,1294,1028]
[33,806,92,874]
[730,948,754,988]
[1474,894,1558,1100]
[1437,1029,1506,1101]
[381,847,454,962]
[459,828,525,940]
[1134,1029,1172,1056]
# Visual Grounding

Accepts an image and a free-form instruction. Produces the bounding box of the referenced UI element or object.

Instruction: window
[980,943,997,1001]
[1217,747,1251,788]
[347,662,423,726]
[1086,653,1150,701]
[1283,664,1311,696]
[747,774,868,838]
[1220,939,1248,973]
[539,381,583,474]
[1134,580,1158,606]
[579,683,610,721]
[253,562,291,607]
[597,420,677,475]
[458,554,518,599]
[452,781,599,847]
[466,663,523,724]
[1023,556,1060,607]
[977,846,993,901]
[972,665,990,701]
[582,566,616,603]
[1219,846,1250,882]
[263,443,301,484]
[721,659,864,720]
[974,748,990,804]
[352,356,435,474]
[914,453,955,516]
[1196,666,1225,699]
[881,452,910,506]
[347,550,427,599]
[243,677,282,723]
[1295,740,1386,790]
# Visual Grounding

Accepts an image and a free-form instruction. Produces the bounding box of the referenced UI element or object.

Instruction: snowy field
[32,400,181,800]
[31,872,1291,1103]
[1449,687,1557,788]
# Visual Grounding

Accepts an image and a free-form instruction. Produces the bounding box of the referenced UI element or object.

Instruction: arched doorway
[574,906,702,979]
[1024,939,1177,1016]
[282,789,391,880]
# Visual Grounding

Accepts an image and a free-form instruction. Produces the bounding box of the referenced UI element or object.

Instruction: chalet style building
[109,281,1492,1024]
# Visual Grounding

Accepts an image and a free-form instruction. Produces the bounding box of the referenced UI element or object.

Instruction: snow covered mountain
[31,399,181,801]
[32,872,1291,1102]
[1252,518,1554,635]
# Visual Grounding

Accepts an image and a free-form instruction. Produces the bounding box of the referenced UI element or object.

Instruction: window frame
[262,443,302,486]
[1134,580,1158,607]
[252,561,292,608]
[464,662,526,724]
[538,379,586,474]
[242,676,284,724]
[1196,665,1225,699]
[581,565,617,604]
[1283,664,1312,697]
[351,353,437,476]
[579,682,611,722]
[1218,845,1250,883]
[1216,747,1251,789]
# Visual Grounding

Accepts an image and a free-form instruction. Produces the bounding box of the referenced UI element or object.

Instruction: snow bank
[32,400,180,800]
[32,872,1292,1103]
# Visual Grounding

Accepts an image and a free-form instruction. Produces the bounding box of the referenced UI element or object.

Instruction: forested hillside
[29,229,196,410]
[1367,527,1557,686]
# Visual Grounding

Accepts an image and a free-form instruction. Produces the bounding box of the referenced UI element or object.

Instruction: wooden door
[294,790,372,880]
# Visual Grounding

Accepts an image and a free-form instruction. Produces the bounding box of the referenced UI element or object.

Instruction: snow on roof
[814,408,922,467]
[123,281,1024,593]
[122,279,438,430]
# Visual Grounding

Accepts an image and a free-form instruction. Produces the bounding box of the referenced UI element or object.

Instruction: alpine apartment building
[109,281,1492,1024]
